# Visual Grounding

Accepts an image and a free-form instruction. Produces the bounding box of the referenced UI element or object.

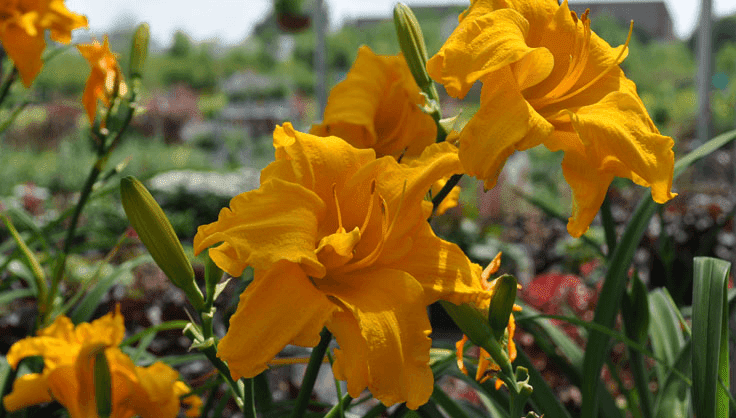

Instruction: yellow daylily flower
[427,0,676,237]
[77,36,128,125]
[311,45,436,159]
[311,46,460,215]
[3,308,200,418]
[0,0,87,86]
[194,122,489,409]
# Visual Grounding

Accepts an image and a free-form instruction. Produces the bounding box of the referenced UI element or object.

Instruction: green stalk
[431,173,463,214]
[289,328,332,418]
[323,394,353,418]
[183,325,246,412]
[0,66,18,107]
[46,161,103,325]
[600,194,617,256]
[241,378,257,418]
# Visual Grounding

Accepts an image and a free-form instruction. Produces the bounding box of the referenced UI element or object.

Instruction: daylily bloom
[77,36,128,125]
[456,253,520,389]
[311,46,461,214]
[3,308,200,418]
[194,122,489,408]
[311,45,436,159]
[0,0,87,86]
[427,0,676,237]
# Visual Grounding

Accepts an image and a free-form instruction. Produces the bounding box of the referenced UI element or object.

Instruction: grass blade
[691,257,731,418]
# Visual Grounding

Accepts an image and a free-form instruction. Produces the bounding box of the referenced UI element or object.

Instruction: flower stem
[289,328,332,418]
[241,378,257,418]
[600,193,617,256]
[0,66,18,108]
[431,173,463,214]
[46,161,103,326]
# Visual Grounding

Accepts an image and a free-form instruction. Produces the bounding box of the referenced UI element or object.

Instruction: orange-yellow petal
[194,178,326,278]
[554,89,675,236]
[458,67,553,190]
[427,7,554,99]
[327,310,371,398]
[393,222,488,308]
[77,37,125,124]
[322,269,434,410]
[132,362,181,418]
[2,373,52,412]
[74,305,126,347]
[217,261,336,379]
[1,24,46,86]
[263,123,377,203]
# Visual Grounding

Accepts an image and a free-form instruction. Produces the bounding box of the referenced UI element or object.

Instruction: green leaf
[649,289,686,385]
[0,289,34,308]
[692,257,731,418]
[1,213,47,303]
[649,288,691,418]
[120,320,189,346]
[653,340,692,418]
[580,128,736,418]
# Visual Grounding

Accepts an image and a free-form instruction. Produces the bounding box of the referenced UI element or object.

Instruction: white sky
[66,0,736,46]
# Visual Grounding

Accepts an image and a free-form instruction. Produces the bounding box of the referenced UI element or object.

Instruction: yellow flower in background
[194,123,489,409]
[427,0,676,237]
[77,36,128,125]
[3,308,199,418]
[311,45,436,159]
[0,0,87,86]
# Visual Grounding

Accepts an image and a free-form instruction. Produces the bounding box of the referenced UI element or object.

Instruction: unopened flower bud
[487,274,518,341]
[120,176,204,310]
[129,23,150,80]
[393,3,432,92]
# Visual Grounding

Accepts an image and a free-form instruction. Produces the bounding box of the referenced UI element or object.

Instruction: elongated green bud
[487,274,518,341]
[393,3,432,94]
[120,176,204,310]
[94,350,113,418]
[129,23,150,80]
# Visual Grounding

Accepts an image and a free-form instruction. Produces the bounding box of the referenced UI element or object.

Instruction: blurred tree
[169,31,193,58]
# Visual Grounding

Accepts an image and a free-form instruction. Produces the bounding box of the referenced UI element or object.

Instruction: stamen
[330,197,389,275]
[331,183,344,232]
[329,181,408,275]
[358,180,377,235]
[530,10,591,104]
[383,180,408,239]
[536,19,633,108]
